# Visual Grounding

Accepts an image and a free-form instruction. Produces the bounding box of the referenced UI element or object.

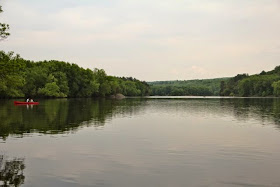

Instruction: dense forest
[220,66,280,97]
[149,78,229,96]
[150,65,280,97]
[0,51,150,98]
[2,4,280,98]
[2,49,280,98]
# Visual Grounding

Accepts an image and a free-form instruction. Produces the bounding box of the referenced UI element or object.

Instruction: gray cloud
[1,0,280,81]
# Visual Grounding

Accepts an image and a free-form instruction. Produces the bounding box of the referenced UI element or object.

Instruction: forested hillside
[220,66,280,97]
[149,78,229,96]
[0,51,150,98]
[2,49,279,98]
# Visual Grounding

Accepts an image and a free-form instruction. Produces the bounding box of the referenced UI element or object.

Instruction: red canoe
[14,101,39,105]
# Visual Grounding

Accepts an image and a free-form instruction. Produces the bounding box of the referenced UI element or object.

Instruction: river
[1,97,280,186]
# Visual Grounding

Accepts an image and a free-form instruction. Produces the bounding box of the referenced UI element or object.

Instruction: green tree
[0,51,150,98]
[38,82,62,97]
[52,72,69,96]
[220,81,225,96]
[0,51,25,97]
[38,74,67,97]
[272,80,280,96]
[238,79,251,96]
[0,5,10,40]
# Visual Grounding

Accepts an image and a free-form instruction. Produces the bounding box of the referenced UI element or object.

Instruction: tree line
[149,78,229,96]
[2,49,279,98]
[0,51,150,98]
[220,66,280,97]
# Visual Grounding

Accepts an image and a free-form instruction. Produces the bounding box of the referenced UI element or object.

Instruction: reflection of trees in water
[128,98,280,128]
[220,98,280,127]
[0,155,25,187]
[0,99,147,139]
[1,98,280,139]
[162,98,280,127]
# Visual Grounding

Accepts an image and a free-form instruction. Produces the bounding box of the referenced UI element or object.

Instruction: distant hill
[149,78,230,96]
[149,66,280,97]
[220,66,280,97]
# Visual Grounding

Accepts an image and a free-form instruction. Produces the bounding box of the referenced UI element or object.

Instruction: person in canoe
[30,99,34,102]
[26,98,30,102]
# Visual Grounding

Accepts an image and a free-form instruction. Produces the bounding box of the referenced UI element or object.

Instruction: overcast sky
[1,0,280,81]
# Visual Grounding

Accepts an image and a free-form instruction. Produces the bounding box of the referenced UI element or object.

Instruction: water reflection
[26,105,33,110]
[1,98,280,140]
[0,99,147,140]
[1,98,280,186]
[0,155,25,186]
[220,98,280,126]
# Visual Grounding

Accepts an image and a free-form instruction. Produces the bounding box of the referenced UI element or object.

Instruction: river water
[1,97,280,187]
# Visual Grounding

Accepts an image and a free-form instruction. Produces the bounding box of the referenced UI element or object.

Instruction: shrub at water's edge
[0,51,150,98]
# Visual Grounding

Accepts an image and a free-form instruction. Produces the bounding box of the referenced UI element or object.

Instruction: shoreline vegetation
[148,67,280,97]
[149,78,229,96]
[219,68,280,97]
[0,51,150,98]
[1,51,280,98]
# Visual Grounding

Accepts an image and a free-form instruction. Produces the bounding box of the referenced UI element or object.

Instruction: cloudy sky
[1,0,280,81]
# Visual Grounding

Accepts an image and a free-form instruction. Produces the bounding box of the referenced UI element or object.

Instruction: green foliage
[221,68,280,97]
[23,66,48,96]
[0,51,150,98]
[272,80,280,96]
[220,74,249,96]
[0,51,25,97]
[52,72,69,96]
[149,78,228,96]
[37,74,67,97]
[0,5,10,40]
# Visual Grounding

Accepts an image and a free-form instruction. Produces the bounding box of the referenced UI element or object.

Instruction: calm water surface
[1,97,280,187]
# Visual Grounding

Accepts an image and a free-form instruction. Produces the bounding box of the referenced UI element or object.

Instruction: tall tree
[0,5,10,40]
[272,80,280,96]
